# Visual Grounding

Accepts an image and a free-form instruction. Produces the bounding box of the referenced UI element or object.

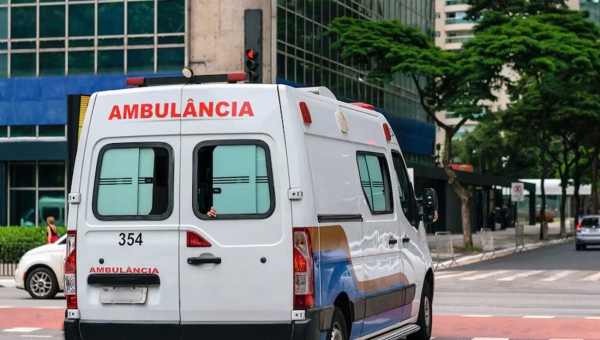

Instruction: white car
[15,235,66,299]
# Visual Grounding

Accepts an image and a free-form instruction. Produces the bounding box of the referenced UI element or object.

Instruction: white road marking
[0,306,12,308]
[471,338,510,340]
[584,316,600,319]
[435,271,475,279]
[540,270,575,282]
[3,328,42,333]
[460,270,509,281]
[462,315,493,317]
[497,270,543,281]
[20,336,52,338]
[580,272,600,282]
[37,306,63,309]
[522,315,555,318]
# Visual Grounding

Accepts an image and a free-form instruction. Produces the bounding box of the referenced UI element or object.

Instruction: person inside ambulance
[206,206,217,218]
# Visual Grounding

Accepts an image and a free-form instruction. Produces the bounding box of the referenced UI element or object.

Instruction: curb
[434,238,570,271]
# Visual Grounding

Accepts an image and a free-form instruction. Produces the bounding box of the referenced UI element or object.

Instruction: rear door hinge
[288,188,303,201]
[68,193,81,205]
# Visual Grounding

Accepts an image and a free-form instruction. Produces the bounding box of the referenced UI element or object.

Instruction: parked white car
[14,235,66,299]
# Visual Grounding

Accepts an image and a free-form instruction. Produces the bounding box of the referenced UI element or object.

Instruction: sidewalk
[428,220,572,269]
[0,277,15,288]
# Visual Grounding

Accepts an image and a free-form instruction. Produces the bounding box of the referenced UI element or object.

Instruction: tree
[453,116,541,178]
[466,0,570,32]
[465,11,600,239]
[326,17,492,247]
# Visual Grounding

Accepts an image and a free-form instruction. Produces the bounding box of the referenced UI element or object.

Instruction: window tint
[392,151,418,227]
[94,145,171,219]
[195,142,274,219]
[582,218,599,227]
[356,152,393,214]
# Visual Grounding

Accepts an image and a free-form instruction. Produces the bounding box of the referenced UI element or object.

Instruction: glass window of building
[8,162,66,227]
[276,0,435,165]
[1,0,185,77]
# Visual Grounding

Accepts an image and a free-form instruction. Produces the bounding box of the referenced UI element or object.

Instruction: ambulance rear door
[75,85,183,338]
[178,84,294,337]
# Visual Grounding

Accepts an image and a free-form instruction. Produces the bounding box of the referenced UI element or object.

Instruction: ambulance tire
[407,280,433,340]
[25,266,59,299]
[327,307,349,340]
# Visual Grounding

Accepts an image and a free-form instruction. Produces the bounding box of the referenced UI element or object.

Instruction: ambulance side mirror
[421,188,438,225]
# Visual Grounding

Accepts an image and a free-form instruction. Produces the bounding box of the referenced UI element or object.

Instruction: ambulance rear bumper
[64,305,333,340]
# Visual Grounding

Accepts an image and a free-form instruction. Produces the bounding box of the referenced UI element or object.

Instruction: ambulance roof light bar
[126,67,248,87]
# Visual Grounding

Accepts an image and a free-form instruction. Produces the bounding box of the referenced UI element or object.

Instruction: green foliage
[326,17,489,122]
[0,226,67,262]
[452,117,543,178]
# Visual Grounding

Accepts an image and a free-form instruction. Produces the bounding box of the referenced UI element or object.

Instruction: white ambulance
[63,72,439,340]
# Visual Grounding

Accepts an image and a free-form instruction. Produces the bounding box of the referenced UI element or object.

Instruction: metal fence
[0,243,43,277]
[434,231,457,270]
[480,228,495,260]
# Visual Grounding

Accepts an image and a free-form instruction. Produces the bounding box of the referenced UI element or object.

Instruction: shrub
[0,226,67,262]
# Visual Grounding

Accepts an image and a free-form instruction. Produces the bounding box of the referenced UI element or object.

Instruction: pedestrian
[46,216,59,244]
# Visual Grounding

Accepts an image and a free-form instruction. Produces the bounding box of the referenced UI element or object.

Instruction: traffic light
[245,48,260,82]
[244,9,263,83]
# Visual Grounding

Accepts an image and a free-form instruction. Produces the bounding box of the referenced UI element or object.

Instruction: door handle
[187,257,221,265]
[389,238,398,245]
[402,236,410,243]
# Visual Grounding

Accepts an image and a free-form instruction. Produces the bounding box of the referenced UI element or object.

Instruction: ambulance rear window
[93,143,173,220]
[193,140,275,220]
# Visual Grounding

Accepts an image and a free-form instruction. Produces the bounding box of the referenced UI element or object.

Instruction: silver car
[576,215,600,250]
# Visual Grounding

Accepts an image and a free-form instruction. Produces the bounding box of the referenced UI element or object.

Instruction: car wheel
[576,245,581,251]
[407,280,433,340]
[327,307,348,340]
[25,267,58,299]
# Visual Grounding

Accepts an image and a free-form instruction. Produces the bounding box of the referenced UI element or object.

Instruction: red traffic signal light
[246,49,259,60]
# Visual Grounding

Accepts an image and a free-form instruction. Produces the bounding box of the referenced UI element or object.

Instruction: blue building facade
[1,0,435,227]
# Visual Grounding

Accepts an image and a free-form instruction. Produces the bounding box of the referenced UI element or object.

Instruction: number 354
[119,233,143,246]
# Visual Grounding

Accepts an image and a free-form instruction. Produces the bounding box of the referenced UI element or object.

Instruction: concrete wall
[188,0,275,83]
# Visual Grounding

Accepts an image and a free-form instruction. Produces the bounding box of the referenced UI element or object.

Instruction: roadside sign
[511,182,524,202]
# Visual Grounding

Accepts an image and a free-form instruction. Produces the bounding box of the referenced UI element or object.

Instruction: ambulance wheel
[327,307,348,340]
[407,280,433,340]
[25,267,58,299]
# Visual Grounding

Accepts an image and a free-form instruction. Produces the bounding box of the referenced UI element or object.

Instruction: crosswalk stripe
[523,315,555,318]
[540,270,575,282]
[435,271,475,279]
[461,270,509,281]
[497,270,543,281]
[580,272,600,282]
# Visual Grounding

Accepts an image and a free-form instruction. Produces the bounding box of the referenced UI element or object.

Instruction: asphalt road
[432,241,600,339]
[0,241,599,339]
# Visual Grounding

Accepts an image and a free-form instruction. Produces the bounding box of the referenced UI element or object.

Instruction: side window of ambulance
[194,141,274,219]
[392,151,418,227]
[94,145,172,219]
[356,152,393,214]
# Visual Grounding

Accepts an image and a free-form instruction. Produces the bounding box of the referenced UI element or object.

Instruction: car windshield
[582,218,600,227]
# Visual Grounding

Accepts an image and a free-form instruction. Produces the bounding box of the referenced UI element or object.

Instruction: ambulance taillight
[64,230,77,309]
[293,228,315,309]
[299,102,312,125]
